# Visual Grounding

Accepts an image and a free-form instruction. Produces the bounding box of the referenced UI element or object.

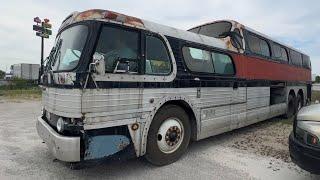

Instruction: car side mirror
[91,53,105,75]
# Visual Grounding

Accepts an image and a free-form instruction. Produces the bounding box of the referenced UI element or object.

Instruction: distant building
[4,73,13,80]
[11,63,40,80]
[312,74,317,82]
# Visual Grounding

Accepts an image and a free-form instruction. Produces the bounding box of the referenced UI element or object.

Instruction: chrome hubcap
[157,118,184,154]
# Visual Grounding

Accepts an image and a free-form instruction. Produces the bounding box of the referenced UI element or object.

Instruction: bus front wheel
[145,105,191,166]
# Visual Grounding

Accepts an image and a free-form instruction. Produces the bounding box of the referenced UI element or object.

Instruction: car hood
[297,104,320,121]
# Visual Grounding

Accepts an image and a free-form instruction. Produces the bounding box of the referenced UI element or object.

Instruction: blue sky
[0,0,319,74]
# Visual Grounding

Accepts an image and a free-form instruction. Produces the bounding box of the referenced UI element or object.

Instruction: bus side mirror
[91,53,105,75]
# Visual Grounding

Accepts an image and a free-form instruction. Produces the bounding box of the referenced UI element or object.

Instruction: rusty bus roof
[58,9,233,52]
[189,20,307,55]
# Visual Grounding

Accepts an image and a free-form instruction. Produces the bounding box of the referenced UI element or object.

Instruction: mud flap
[84,135,130,160]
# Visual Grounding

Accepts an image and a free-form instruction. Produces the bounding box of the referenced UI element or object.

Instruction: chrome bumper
[36,116,80,162]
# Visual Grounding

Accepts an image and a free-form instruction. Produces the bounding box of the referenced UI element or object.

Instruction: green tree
[316,76,320,83]
[0,70,5,79]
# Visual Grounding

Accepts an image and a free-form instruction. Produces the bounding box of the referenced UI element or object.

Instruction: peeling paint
[74,9,144,28]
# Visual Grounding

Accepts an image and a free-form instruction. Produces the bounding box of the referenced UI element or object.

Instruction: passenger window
[260,40,270,57]
[248,35,260,54]
[273,44,288,62]
[94,26,140,73]
[182,47,214,73]
[273,44,281,59]
[280,47,288,61]
[302,55,311,69]
[290,50,302,66]
[145,36,171,75]
[212,52,235,75]
[248,33,270,57]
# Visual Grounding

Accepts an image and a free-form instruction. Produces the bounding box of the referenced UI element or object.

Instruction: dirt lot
[0,100,319,180]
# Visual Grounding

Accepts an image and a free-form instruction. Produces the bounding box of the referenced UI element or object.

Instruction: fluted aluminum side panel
[82,88,199,125]
[233,87,247,103]
[198,87,233,107]
[247,87,270,110]
[42,88,82,118]
[82,87,238,125]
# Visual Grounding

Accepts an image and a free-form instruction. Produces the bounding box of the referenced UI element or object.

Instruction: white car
[289,103,320,174]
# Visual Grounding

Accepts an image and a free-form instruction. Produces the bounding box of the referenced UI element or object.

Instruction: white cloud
[0,0,319,74]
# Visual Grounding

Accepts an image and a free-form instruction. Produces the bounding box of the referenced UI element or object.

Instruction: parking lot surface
[0,100,319,180]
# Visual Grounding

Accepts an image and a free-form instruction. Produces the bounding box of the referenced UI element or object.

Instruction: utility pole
[33,17,52,83]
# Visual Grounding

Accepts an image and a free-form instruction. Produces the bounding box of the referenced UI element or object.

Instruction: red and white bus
[36,9,311,167]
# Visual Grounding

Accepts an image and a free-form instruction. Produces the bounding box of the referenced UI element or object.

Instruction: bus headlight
[57,117,65,133]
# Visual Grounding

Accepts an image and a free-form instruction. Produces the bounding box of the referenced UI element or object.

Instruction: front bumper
[289,132,320,174]
[36,116,81,162]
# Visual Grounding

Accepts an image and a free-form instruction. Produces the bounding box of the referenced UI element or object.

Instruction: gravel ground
[0,100,319,180]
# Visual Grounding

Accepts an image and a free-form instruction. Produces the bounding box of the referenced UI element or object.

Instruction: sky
[0,0,319,74]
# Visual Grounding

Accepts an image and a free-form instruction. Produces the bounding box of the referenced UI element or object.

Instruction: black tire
[145,105,191,166]
[285,94,295,119]
[296,94,303,111]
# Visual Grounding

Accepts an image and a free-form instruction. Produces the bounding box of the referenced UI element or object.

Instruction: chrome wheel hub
[157,118,184,154]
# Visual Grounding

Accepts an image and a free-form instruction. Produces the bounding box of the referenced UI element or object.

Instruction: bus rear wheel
[145,105,191,166]
[296,94,303,111]
[285,94,295,119]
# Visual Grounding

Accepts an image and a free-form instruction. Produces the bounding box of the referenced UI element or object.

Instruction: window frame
[246,32,271,58]
[93,23,143,74]
[272,43,289,62]
[182,46,215,74]
[195,21,233,38]
[90,22,177,83]
[52,22,91,73]
[144,32,173,76]
[181,44,236,76]
[289,49,303,67]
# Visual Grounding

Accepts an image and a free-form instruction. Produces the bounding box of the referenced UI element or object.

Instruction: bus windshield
[52,25,88,71]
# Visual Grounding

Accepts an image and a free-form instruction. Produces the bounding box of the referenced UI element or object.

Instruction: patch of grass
[312,91,320,102]
[0,78,41,100]
[0,88,41,100]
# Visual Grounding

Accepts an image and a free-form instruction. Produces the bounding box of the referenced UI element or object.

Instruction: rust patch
[75,9,144,27]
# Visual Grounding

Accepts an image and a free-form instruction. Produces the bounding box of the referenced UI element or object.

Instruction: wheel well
[162,100,197,141]
[298,89,304,104]
[289,89,296,99]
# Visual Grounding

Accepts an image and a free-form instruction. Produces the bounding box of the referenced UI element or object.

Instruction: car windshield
[52,25,88,71]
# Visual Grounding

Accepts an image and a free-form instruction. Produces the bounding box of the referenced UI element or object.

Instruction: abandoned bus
[36,9,312,166]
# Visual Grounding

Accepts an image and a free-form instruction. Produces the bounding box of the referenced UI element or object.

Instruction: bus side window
[145,36,171,75]
[212,52,235,75]
[247,33,270,57]
[182,47,214,73]
[290,50,302,67]
[94,26,140,73]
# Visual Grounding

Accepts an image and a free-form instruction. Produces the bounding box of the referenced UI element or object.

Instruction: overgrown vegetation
[0,78,41,99]
[0,70,5,79]
[312,90,320,102]
[315,76,320,83]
